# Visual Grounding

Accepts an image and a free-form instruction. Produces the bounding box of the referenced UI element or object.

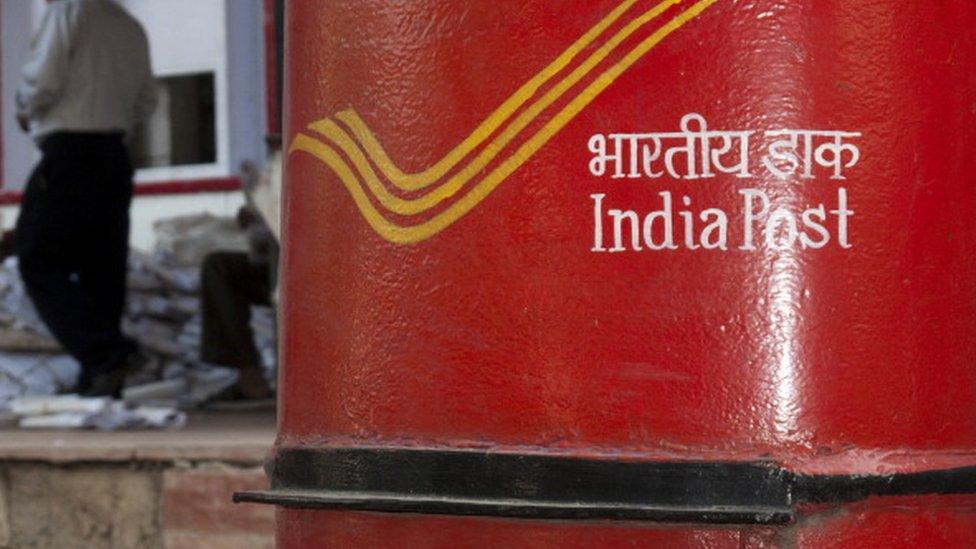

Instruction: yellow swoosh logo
[292,0,718,244]
[331,0,647,192]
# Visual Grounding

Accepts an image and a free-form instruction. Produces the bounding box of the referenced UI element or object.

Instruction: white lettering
[800,205,830,249]
[591,193,607,252]
[609,209,642,252]
[700,208,728,250]
[831,187,854,249]
[642,192,677,251]
[739,189,770,251]
[765,208,799,250]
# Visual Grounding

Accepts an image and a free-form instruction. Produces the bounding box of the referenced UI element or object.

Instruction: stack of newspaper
[0,213,277,428]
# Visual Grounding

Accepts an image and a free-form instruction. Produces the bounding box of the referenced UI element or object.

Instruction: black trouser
[16,132,134,390]
[200,251,271,370]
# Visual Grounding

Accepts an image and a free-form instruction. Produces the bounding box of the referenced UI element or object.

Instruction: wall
[117,0,267,184]
[0,461,273,549]
[0,0,268,251]
[0,1,39,192]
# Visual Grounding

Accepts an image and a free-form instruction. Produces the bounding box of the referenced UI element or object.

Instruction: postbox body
[262,0,976,546]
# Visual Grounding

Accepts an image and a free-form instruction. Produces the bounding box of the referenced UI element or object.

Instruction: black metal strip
[235,447,793,524]
[233,447,976,525]
[793,466,976,504]
[236,489,792,524]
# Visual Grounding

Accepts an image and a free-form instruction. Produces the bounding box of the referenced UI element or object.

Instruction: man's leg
[200,251,272,398]
[16,136,133,395]
[78,144,135,364]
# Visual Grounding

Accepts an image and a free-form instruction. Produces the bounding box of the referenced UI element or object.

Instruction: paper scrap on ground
[4,395,186,431]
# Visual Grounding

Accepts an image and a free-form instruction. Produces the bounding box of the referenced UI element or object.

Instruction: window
[131,72,217,169]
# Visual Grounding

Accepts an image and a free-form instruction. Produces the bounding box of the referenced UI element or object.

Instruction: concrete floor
[0,411,275,463]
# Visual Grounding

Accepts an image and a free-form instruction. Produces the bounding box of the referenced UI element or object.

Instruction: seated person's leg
[200,251,273,399]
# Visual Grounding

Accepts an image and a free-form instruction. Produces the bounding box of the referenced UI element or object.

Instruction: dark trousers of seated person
[200,251,272,398]
[16,133,135,392]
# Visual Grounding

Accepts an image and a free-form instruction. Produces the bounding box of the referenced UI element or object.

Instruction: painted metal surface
[278,0,976,545]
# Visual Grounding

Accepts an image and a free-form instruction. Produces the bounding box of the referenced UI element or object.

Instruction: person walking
[14,0,156,397]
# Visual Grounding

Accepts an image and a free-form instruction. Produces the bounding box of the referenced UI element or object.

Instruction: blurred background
[2,0,283,243]
[0,1,285,547]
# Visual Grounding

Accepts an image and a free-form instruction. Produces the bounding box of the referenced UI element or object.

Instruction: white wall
[127,192,246,251]
[1,1,41,192]
[4,0,268,184]
[119,0,232,182]
[0,0,268,251]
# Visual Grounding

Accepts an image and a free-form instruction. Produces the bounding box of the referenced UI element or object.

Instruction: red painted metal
[279,0,976,545]
[262,0,282,139]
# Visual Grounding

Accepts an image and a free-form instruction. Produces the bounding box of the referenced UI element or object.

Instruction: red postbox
[237,0,976,546]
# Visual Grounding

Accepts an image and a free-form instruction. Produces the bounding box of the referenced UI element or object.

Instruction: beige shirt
[16,0,156,142]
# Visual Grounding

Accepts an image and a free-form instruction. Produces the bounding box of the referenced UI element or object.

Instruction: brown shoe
[215,366,273,401]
